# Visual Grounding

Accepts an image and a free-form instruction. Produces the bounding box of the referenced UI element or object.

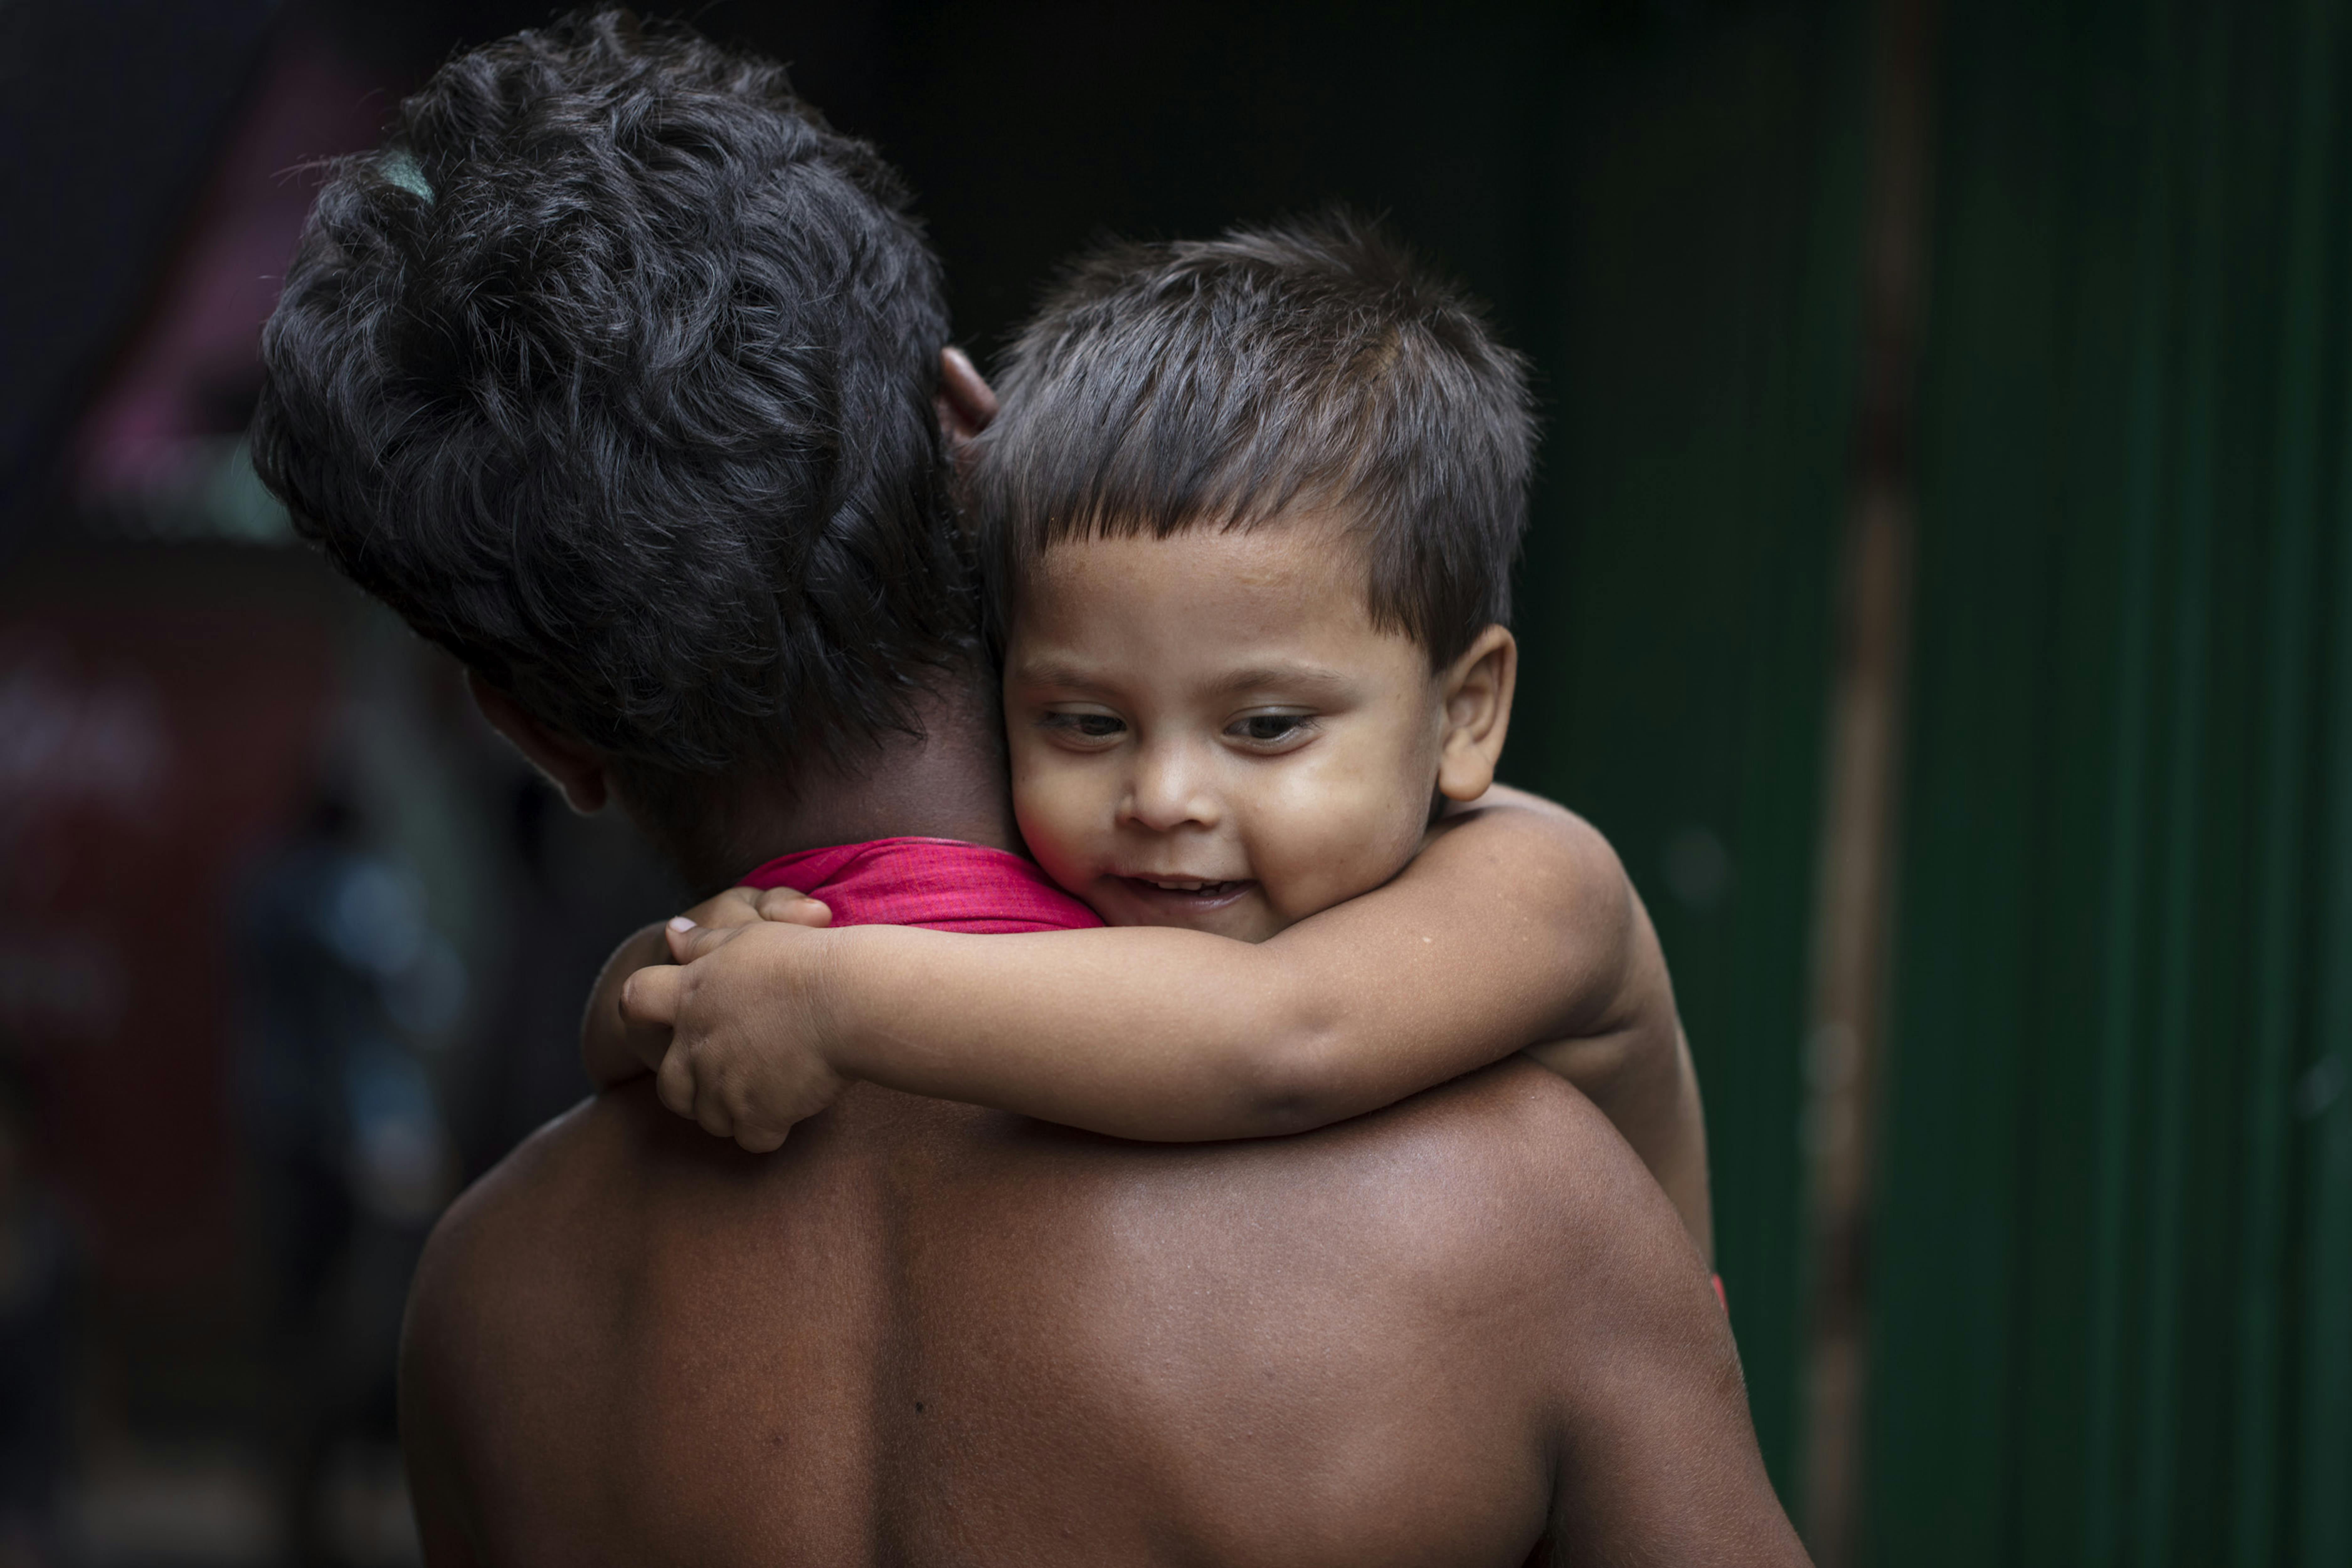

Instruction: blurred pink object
[72,32,387,500]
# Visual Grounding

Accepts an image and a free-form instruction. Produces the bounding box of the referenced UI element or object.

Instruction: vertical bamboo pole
[1799,0,1936,1560]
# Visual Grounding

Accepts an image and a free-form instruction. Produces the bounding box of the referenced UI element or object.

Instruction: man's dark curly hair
[969,212,1534,669]
[252,10,970,837]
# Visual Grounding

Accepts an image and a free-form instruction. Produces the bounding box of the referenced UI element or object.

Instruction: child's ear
[937,346,1000,469]
[467,669,612,814]
[1436,625,1518,803]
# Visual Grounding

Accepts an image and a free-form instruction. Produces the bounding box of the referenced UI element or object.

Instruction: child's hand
[675,883,834,940]
[621,915,848,1154]
[579,886,832,1090]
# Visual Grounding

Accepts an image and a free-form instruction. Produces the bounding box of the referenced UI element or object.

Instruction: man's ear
[937,346,999,467]
[466,669,611,814]
[1436,624,1518,803]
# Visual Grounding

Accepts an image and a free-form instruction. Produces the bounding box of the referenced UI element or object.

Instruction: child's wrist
[792,923,870,1084]
[810,924,949,1090]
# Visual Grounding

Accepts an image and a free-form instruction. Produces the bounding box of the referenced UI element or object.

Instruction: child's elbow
[1231,1029,1357,1137]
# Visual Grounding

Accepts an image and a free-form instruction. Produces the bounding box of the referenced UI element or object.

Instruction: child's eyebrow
[1010,657,1115,694]
[1011,657,1355,701]
[1206,663,1355,700]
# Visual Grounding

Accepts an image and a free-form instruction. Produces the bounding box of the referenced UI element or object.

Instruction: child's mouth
[1117,875,1255,910]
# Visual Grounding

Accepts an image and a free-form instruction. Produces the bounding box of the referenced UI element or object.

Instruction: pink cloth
[738,837,1103,934]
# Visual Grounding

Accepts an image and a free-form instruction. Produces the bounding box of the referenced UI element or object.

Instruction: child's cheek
[1254,755,1420,923]
[1011,750,1109,884]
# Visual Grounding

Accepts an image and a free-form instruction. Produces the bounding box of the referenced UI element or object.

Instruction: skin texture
[414,353,1804,1561]
[601,520,1710,1252]
[1006,518,1499,941]
[401,1066,1804,1567]
[433,638,1801,1565]
[611,790,1711,1258]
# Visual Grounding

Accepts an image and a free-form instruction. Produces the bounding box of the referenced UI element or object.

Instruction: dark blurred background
[3,0,2349,1564]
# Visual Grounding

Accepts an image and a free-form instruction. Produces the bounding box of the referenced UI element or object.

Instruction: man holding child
[253,10,1807,1563]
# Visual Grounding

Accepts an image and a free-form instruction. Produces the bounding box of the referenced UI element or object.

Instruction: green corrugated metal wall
[1507,2,1867,1504]
[1867,0,2352,1560]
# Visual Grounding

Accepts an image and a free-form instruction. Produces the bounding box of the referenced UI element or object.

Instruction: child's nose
[1120,741,1220,833]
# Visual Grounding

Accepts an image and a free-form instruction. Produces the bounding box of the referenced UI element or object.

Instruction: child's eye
[1041,711,1128,743]
[1227,713,1316,747]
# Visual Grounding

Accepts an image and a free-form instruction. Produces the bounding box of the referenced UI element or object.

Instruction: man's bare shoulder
[403,1058,1717,1421]
[413,1095,602,1273]
[1380,1058,1722,1348]
[398,1064,1756,1566]
[1120,1056,1709,1306]
[416,1060,1693,1297]
[402,1089,690,1373]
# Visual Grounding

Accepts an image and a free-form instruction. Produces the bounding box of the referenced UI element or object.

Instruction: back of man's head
[253,9,969,846]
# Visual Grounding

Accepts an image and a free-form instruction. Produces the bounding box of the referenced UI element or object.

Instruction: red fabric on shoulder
[738,837,1102,934]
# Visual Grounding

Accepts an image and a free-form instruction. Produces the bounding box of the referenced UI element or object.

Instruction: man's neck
[672,667,1020,891]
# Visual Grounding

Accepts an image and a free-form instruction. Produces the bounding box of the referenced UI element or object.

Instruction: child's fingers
[755,888,832,928]
[678,886,765,930]
[655,1048,697,1122]
[707,1067,790,1154]
[734,1122,789,1155]
[620,1011,670,1074]
[667,919,770,962]
[622,963,685,1026]
[663,916,759,961]
[692,1082,736,1141]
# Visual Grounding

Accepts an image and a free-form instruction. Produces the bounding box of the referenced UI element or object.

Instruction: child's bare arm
[628,788,1709,1252]
[580,888,834,1090]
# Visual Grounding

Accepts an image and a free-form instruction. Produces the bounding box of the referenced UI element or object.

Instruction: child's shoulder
[1414,784,1635,926]
[1461,782,1573,824]
[1431,784,1618,868]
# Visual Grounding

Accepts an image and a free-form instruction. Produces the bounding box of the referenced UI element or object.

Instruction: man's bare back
[400,1059,1801,1566]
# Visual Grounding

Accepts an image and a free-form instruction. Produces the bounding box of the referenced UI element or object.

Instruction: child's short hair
[252,11,969,808]
[969,213,1535,665]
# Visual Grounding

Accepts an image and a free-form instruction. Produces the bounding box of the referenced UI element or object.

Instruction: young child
[590,215,1713,1256]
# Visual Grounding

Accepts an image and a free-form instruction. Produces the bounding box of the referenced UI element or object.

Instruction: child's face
[1004,515,1482,942]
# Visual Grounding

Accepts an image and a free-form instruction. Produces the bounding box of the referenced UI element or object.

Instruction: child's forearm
[808,924,1348,1140]
[770,796,1664,1143]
